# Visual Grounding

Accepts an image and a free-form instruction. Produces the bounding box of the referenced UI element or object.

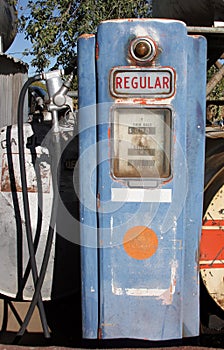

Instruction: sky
[5,0,36,75]
[6,32,35,75]
[5,0,153,76]
[4,0,58,76]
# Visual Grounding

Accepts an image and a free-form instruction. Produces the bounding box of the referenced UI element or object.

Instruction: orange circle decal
[123,226,158,260]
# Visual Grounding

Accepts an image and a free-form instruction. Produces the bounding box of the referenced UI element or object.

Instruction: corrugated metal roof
[0,53,28,75]
[0,53,28,68]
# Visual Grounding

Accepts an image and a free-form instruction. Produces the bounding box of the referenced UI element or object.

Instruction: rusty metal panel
[0,123,55,300]
[1,152,51,193]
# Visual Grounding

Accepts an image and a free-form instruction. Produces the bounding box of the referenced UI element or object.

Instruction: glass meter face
[111,107,172,180]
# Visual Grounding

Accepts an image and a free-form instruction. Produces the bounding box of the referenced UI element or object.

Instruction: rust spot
[157,261,177,305]
[79,34,95,39]
[97,193,100,208]
[1,153,51,193]
[96,42,99,60]
[161,176,173,186]
[215,297,224,310]
[132,98,149,105]
[98,327,102,339]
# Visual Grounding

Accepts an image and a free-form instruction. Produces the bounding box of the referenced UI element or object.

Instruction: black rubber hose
[16,131,61,339]
[16,75,50,339]
[8,301,24,327]
[6,125,23,300]
[18,149,43,296]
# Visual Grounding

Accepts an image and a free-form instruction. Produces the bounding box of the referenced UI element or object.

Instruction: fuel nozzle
[53,72,74,107]
[39,70,74,142]
[40,69,73,108]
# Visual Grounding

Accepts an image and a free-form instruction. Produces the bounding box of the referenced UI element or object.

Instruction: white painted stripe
[200,260,224,265]
[202,226,224,230]
[112,284,167,296]
[125,288,167,297]
[111,188,172,203]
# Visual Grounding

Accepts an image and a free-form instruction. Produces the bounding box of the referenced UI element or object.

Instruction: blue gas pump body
[78,19,207,341]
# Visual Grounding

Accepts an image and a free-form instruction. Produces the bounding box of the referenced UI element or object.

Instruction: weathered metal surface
[0,54,28,128]
[0,123,55,300]
[78,34,98,339]
[200,183,224,311]
[78,19,207,340]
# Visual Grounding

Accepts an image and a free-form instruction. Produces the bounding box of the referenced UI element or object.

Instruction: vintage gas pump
[78,19,207,340]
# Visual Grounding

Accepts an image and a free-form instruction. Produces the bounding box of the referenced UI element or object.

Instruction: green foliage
[18,0,152,72]
[207,64,224,100]
[207,64,224,122]
[31,81,47,92]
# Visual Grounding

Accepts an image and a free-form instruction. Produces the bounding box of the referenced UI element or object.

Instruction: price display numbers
[111,107,172,180]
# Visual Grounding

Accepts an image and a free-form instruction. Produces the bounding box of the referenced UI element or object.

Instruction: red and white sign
[110,67,175,98]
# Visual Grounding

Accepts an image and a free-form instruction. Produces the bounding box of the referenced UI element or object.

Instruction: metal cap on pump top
[129,37,157,63]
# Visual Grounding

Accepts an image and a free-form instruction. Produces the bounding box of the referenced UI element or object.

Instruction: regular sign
[110,67,175,98]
